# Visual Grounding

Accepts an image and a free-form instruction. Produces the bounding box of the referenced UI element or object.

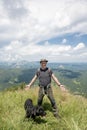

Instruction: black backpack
[37,67,52,77]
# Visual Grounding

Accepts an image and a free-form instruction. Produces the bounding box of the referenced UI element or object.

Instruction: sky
[0,0,87,63]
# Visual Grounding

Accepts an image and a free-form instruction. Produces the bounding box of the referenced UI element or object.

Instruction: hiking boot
[53,112,59,118]
[52,105,60,119]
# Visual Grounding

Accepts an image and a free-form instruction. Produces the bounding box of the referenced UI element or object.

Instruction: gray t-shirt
[36,67,53,87]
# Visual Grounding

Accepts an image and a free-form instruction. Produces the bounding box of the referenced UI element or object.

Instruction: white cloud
[0,0,87,42]
[0,40,87,62]
[81,52,87,56]
[73,43,85,50]
[62,39,67,44]
[0,0,87,62]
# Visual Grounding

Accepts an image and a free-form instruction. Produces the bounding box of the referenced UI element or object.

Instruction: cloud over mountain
[0,0,87,62]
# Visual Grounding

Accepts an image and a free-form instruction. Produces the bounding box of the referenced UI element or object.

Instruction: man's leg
[37,87,44,106]
[47,87,59,118]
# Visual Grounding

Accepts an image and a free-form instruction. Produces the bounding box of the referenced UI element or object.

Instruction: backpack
[37,67,52,77]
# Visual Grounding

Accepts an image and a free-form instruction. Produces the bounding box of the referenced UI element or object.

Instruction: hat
[40,59,48,63]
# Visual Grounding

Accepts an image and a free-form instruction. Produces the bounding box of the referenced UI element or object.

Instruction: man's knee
[38,92,44,106]
[47,95,56,106]
[37,96,44,105]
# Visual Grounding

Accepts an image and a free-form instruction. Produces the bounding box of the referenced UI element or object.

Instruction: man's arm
[52,73,67,91]
[25,75,37,90]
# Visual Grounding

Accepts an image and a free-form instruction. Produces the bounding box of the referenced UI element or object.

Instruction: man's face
[40,62,47,68]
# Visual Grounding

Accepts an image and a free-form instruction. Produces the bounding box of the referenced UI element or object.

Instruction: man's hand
[60,85,68,92]
[25,85,30,91]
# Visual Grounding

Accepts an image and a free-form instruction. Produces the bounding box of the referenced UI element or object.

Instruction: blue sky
[38,34,87,46]
[0,0,87,62]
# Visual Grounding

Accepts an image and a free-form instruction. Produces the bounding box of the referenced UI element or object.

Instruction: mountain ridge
[0,87,87,130]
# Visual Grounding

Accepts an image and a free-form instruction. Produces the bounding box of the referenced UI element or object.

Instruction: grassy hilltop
[0,86,87,130]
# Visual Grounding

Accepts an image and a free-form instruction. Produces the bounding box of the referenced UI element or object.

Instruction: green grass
[0,87,87,130]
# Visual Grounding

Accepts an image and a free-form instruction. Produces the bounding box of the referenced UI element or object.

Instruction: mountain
[0,62,87,97]
[0,61,87,70]
[0,61,39,69]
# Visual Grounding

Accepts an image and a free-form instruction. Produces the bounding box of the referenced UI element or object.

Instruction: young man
[25,59,67,118]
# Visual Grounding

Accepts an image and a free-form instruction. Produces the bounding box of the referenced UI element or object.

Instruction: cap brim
[40,60,48,63]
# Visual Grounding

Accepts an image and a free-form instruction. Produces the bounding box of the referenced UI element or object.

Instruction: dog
[24,98,46,119]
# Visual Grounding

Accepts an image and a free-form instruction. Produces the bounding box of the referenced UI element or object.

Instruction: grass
[0,86,87,130]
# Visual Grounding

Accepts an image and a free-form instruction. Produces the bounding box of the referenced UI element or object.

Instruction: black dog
[24,98,46,119]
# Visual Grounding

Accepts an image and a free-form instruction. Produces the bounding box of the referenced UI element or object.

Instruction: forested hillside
[0,65,87,97]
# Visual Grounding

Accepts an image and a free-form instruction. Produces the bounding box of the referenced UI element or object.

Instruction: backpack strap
[37,67,52,77]
[37,68,40,76]
[48,68,52,76]
[48,68,51,73]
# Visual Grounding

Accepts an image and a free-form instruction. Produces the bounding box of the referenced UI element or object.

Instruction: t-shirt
[36,67,53,87]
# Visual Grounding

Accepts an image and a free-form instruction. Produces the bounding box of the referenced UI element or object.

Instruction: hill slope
[0,67,87,98]
[0,87,87,130]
